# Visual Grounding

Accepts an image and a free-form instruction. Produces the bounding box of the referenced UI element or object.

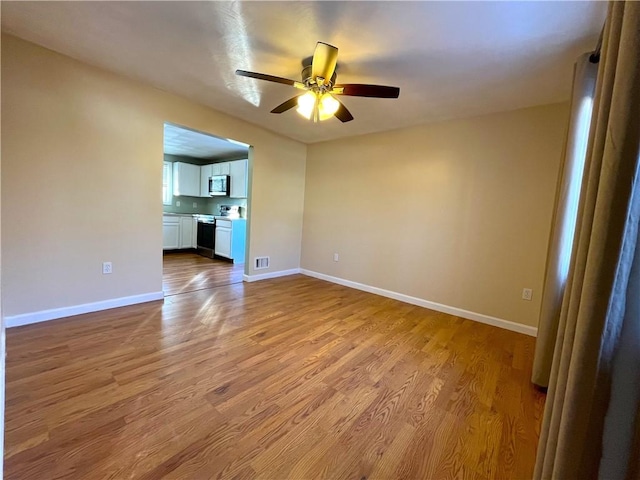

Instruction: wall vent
[254,256,270,270]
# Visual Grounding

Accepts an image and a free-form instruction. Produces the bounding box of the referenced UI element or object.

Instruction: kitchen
[162,123,250,295]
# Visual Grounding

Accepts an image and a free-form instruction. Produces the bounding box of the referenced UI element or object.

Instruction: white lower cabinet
[162,217,180,250]
[214,218,246,263]
[214,224,232,258]
[192,218,198,247]
[163,215,197,250]
[179,217,196,249]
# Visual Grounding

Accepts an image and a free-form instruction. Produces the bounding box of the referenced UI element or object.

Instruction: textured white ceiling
[1,1,606,144]
[164,123,248,159]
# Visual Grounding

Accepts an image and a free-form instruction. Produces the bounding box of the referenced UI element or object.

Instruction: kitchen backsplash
[210,197,247,215]
[163,196,247,216]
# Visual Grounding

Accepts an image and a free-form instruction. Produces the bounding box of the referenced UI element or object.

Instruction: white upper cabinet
[211,162,230,176]
[163,161,173,205]
[200,164,213,197]
[229,159,248,198]
[172,162,200,197]
[196,160,247,198]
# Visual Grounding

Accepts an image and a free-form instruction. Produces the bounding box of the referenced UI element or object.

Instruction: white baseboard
[5,291,165,328]
[300,269,537,337]
[243,268,301,283]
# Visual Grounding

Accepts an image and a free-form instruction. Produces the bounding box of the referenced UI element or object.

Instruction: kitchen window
[162,161,172,205]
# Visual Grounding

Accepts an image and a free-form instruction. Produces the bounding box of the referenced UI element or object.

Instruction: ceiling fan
[235,42,400,123]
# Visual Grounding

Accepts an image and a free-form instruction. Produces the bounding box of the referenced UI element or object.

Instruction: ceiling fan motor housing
[301,64,337,90]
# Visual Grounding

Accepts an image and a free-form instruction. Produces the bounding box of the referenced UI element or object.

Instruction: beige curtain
[532,53,597,388]
[534,1,640,479]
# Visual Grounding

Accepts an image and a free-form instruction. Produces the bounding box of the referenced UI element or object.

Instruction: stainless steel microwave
[209,175,230,196]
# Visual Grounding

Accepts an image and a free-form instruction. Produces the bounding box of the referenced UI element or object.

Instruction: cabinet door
[179,217,194,248]
[211,162,230,176]
[183,163,201,197]
[163,162,173,205]
[229,159,248,198]
[162,222,180,250]
[200,164,213,197]
[214,227,232,258]
[173,162,201,197]
[218,162,230,175]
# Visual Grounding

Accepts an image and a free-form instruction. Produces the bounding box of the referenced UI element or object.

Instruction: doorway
[162,122,250,296]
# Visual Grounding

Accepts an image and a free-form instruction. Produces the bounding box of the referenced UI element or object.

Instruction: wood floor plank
[162,251,244,296]
[4,267,544,479]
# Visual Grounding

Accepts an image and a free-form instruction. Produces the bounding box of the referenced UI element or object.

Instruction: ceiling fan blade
[270,95,303,114]
[334,99,354,123]
[235,70,305,89]
[311,42,338,86]
[332,84,400,98]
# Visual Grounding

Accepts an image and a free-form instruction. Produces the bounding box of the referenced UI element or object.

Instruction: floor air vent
[255,256,270,270]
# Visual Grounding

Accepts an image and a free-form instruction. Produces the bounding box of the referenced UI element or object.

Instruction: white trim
[5,291,165,328]
[300,269,537,337]
[243,268,301,283]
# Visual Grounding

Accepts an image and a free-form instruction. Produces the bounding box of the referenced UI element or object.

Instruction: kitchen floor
[163,251,244,296]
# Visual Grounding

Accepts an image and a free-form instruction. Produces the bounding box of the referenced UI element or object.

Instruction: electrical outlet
[333,253,339,262]
[102,262,113,275]
[193,202,197,208]
[176,200,181,207]
[522,288,533,301]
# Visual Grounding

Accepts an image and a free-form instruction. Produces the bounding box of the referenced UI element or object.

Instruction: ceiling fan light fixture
[296,91,339,122]
[296,91,316,119]
[318,93,339,120]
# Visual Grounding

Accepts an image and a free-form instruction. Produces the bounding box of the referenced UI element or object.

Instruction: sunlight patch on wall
[208,1,261,107]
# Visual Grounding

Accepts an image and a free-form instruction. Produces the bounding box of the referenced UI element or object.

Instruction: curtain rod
[589,24,604,63]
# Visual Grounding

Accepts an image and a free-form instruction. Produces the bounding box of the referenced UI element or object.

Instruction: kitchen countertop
[163,213,246,220]
[163,212,217,218]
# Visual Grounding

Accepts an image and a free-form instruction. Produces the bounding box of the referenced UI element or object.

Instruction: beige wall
[302,103,569,328]
[1,33,568,331]
[1,35,307,318]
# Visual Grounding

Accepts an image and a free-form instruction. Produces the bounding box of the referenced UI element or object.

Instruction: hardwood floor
[162,251,244,296]
[4,275,545,479]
